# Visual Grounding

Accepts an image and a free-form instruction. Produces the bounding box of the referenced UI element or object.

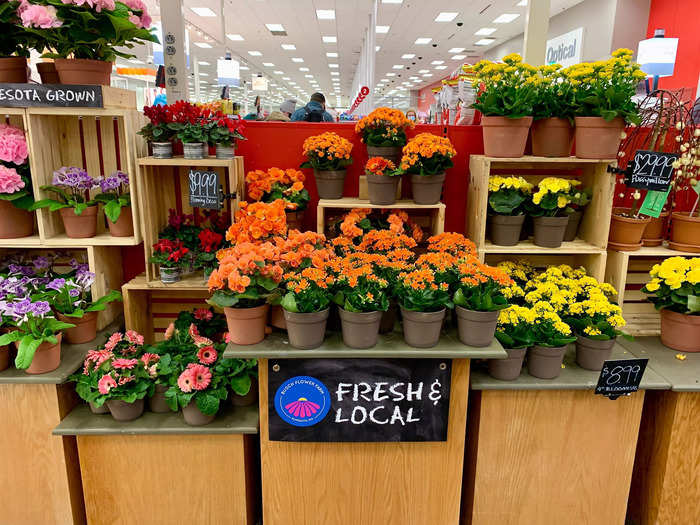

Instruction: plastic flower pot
[575,336,615,371]
[367,172,400,205]
[152,142,173,159]
[283,308,329,350]
[527,345,567,379]
[379,302,398,334]
[660,309,700,352]
[59,205,98,238]
[182,400,216,426]
[481,116,533,158]
[23,333,62,375]
[455,306,499,347]
[532,216,569,248]
[574,116,624,159]
[669,212,700,253]
[54,58,112,86]
[641,210,670,247]
[149,384,172,413]
[563,210,583,242]
[489,214,525,246]
[411,173,446,205]
[488,347,526,381]
[314,169,346,199]
[232,377,259,407]
[0,200,34,239]
[89,401,109,414]
[37,62,60,84]
[366,145,402,165]
[531,117,573,157]
[159,266,180,284]
[608,207,651,251]
[224,304,269,345]
[215,143,235,159]
[0,57,28,83]
[0,345,9,372]
[285,210,304,231]
[106,398,145,422]
[56,311,98,345]
[107,206,134,237]
[183,142,205,159]
[270,304,287,330]
[400,306,446,348]
[338,307,382,349]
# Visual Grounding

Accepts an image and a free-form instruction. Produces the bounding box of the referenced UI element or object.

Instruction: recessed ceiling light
[415,37,432,45]
[376,25,390,34]
[475,27,497,36]
[198,61,211,66]
[226,34,244,42]
[329,64,339,68]
[198,72,209,76]
[281,44,296,50]
[265,23,285,32]
[452,54,466,60]
[326,52,338,58]
[194,42,212,48]
[248,51,262,56]
[418,69,429,73]
[386,72,396,77]
[322,36,337,43]
[431,60,444,65]
[422,73,433,77]
[299,67,309,71]
[475,38,496,46]
[331,72,339,76]
[392,64,404,69]
[291,57,304,63]
[517,0,527,5]
[262,62,274,67]
[435,12,458,22]
[282,76,290,80]
[273,70,283,74]
[493,13,519,23]
[376,46,381,51]
[240,66,250,70]
[191,7,216,16]
[435,65,447,70]
[316,9,335,19]
[401,54,416,59]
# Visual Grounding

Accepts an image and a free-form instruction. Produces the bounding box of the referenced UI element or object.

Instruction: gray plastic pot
[149,384,172,413]
[575,336,615,371]
[314,169,346,199]
[455,306,499,347]
[367,172,400,205]
[488,347,527,381]
[366,145,402,165]
[563,210,583,242]
[411,173,446,205]
[527,345,567,379]
[338,307,382,349]
[106,398,145,422]
[533,216,569,248]
[400,306,445,348]
[182,400,216,426]
[284,308,329,350]
[89,401,109,414]
[489,214,525,246]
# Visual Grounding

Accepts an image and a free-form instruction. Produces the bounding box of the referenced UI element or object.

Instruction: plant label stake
[638,188,671,218]
[595,358,648,400]
[188,169,220,209]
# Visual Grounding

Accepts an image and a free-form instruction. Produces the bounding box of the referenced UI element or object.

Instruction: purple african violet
[52,167,99,191]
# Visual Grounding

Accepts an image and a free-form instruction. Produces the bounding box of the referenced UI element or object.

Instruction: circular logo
[274,375,331,427]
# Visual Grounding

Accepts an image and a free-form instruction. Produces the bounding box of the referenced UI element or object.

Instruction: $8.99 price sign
[595,358,648,400]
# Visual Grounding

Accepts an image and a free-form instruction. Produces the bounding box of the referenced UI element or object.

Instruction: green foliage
[0,317,74,369]
[488,188,527,215]
[137,122,175,143]
[169,122,208,144]
[453,285,509,313]
[363,127,407,147]
[300,157,353,171]
[93,192,130,223]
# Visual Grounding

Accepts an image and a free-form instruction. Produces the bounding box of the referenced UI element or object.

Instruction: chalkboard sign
[188,169,220,209]
[268,358,452,442]
[625,150,678,191]
[595,358,648,400]
[0,84,103,108]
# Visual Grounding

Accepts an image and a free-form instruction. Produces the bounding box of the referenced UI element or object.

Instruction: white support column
[365,0,377,112]
[159,0,189,102]
[193,54,200,102]
[523,0,551,65]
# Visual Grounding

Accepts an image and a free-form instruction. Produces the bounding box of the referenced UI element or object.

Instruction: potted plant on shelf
[563,186,591,241]
[608,191,652,251]
[94,170,134,237]
[364,157,402,206]
[149,238,190,284]
[668,128,700,252]
[400,132,456,205]
[0,165,34,239]
[94,356,154,421]
[159,210,201,275]
[246,168,310,230]
[526,302,577,379]
[355,107,414,164]
[530,64,575,157]
[32,166,100,238]
[208,114,246,159]
[167,101,208,159]
[0,1,46,82]
[194,228,224,279]
[471,53,536,158]
[487,175,533,246]
[527,177,577,248]
[139,104,176,158]
[301,131,353,200]
[72,348,116,414]
[642,257,700,352]
[491,305,537,381]
[215,356,259,407]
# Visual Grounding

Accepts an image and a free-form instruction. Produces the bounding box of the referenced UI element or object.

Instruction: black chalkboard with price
[624,150,678,191]
[188,169,220,209]
[595,358,649,400]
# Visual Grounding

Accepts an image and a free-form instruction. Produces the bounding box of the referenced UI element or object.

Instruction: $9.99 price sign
[595,358,648,400]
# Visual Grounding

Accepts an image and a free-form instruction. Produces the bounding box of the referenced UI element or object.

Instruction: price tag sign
[625,150,678,191]
[188,169,221,209]
[595,358,648,400]
[638,188,671,218]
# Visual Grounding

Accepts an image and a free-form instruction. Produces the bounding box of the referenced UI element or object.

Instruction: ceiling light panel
[401,54,416,59]
[452,54,466,60]
[323,36,337,43]
[475,27,497,36]
[281,44,296,50]
[316,9,335,19]
[265,23,285,31]
[415,37,432,45]
[326,52,338,58]
[299,67,309,71]
[226,34,244,41]
[475,38,496,46]
[431,60,444,65]
[376,25,390,34]
[493,13,519,23]
[194,42,212,48]
[191,7,216,17]
[248,50,262,56]
[435,12,458,22]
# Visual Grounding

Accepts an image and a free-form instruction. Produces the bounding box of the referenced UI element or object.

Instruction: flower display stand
[464,343,670,524]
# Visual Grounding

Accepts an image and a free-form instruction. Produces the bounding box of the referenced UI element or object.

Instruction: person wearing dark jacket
[290,92,334,122]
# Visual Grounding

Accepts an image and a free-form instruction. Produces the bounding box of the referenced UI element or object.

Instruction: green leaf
[230,374,252,396]
[15,335,43,370]
[103,199,123,223]
[85,289,122,312]
[688,295,700,314]
[195,394,220,416]
[0,332,22,346]
[280,292,299,313]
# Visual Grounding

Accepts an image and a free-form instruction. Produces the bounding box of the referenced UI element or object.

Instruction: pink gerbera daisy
[177,368,195,393]
[125,330,144,346]
[192,334,213,348]
[104,332,123,352]
[112,358,139,370]
[97,374,117,394]
[164,323,175,340]
[197,345,218,365]
[188,363,212,391]
[118,375,135,386]
[194,308,213,321]
[140,353,160,366]
[188,323,200,338]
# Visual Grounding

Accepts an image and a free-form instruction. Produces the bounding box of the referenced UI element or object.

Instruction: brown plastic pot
[338,307,382,349]
[574,116,624,159]
[670,212,700,250]
[285,210,304,231]
[232,377,259,407]
[0,345,9,372]
[379,301,397,334]
[59,205,98,238]
[56,311,97,345]
[366,145,402,165]
[527,345,567,379]
[149,384,171,413]
[411,172,445,205]
[183,400,216,426]
[107,206,134,237]
[54,58,112,85]
[563,210,583,242]
[400,306,445,348]
[89,401,109,414]
[489,214,525,246]
[455,306,499,347]
[608,208,651,249]
[367,172,400,205]
[642,210,670,247]
[0,200,34,238]
[284,308,329,350]
[533,216,569,248]
[224,304,269,345]
[575,336,615,370]
[531,117,573,157]
[488,347,526,381]
[270,304,287,330]
[106,398,145,422]
[314,169,346,199]
[25,333,62,375]
[37,62,59,84]
[0,57,28,83]
[660,309,700,352]
[481,116,533,158]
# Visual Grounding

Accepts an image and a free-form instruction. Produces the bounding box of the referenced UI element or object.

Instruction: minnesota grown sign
[0,84,103,108]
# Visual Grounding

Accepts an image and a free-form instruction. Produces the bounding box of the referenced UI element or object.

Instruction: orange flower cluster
[400,133,457,171]
[284,266,334,294]
[208,241,283,294]
[415,251,459,275]
[456,257,513,288]
[277,230,334,270]
[357,229,417,253]
[355,107,413,137]
[427,232,477,258]
[365,157,396,177]
[225,200,287,244]
[327,252,389,289]
[388,210,424,242]
[340,208,370,238]
[302,132,353,161]
[246,167,305,202]
[336,208,424,243]
[398,268,449,292]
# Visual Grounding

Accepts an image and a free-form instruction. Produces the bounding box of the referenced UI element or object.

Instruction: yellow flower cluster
[496,260,535,284]
[647,257,700,290]
[562,48,647,84]
[488,175,533,193]
[531,301,573,336]
[498,304,537,326]
[531,177,580,207]
[473,53,537,86]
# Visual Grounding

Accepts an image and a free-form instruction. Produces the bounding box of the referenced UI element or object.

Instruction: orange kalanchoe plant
[400,133,457,175]
[395,267,452,312]
[280,266,335,314]
[334,208,423,243]
[300,132,354,171]
[427,232,477,258]
[365,157,400,177]
[355,107,414,147]
[328,252,390,313]
[246,167,310,211]
[225,199,287,245]
[453,257,513,312]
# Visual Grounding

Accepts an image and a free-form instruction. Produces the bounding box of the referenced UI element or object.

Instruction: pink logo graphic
[285,397,321,418]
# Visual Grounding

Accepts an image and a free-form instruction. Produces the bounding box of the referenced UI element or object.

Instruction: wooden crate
[136,156,244,284]
[483,251,608,282]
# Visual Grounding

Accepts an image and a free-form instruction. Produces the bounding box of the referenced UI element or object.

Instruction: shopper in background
[291,92,334,122]
[265,111,291,122]
[280,99,297,119]
[406,108,417,122]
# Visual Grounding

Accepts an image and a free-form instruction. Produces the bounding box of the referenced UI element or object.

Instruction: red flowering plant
[149,238,190,270]
[173,307,228,342]
[90,355,155,408]
[166,101,209,144]
[195,228,224,275]
[160,209,201,253]
[208,113,247,147]
[138,104,175,143]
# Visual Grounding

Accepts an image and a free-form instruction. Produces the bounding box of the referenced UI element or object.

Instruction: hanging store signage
[252,76,268,91]
[268,358,452,442]
[0,84,103,108]
[546,28,583,68]
[637,37,678,78]
[188,169,221,209]
[217,59,240,87]
[595,358,648,400]
[625,150,678,191]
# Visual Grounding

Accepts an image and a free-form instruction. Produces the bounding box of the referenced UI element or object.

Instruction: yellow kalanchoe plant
[642,257,700,315]
[527,177,581,217]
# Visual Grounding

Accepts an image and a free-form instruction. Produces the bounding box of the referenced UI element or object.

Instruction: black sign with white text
[188,169,220,209]
[625,150,678,191]
[0,84,103,108]
[595,358,648,400]
[268,358,452,442]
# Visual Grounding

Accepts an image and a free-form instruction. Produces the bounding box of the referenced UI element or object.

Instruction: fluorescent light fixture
[431,60,444,65]
[191,7,216,17]
[376,46,381,51]
[265,23,285,32]
[326,52,338,58]
[322,36,337,43]
[282,76,290,80]
[376,25,390,33]
[475,38,496,45]
[475,27,497,36]
[435,12,458,22]
[199,72,209,76]
[435,65,447,69]
[281,44,296,50]
[415,37,432,45]
[493,13,519,23]
[198,61,211,66]
[262,62,274,66]
[329,64,339,68]
[392,64,404,69]
[316,9,335,19]
[386,72,396,77]
[273,70,284,74]
[448,47,465,53]
[227,34,244,41]
[452,54,466,60]
[299,67,309,71]
[330,72,339,76]
[422,73,433,77]
[248,50,262,56]
[240,66,250,70]
[418,69,429,73]
[401,54,416,59]
[292,57,304,62]
[194,42,212,48]
[517,0,527,5]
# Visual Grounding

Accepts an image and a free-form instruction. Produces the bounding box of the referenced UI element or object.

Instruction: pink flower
[164,323,175,340]
[118,375,135,386]
[140,353,160,366]
[121,345,138,356]
[188,363,212,391]
[194,308,213,321]
[97,374,116,394]
[128,13,140,26]
[0,166,24,194]
[112,358,138,370]
[177,368,195,393]
[61,0,115,12]
[83,349,113,373]
[20,3,62,29]
[197,345,217,365]
[188,323,199,338]
[0,124,28,165]
[104,332,123,352]
[224,332,231,343]
[125,329,144,346]
[192,334,213,348]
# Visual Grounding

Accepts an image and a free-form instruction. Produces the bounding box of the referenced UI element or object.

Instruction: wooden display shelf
[138,155,243,167]
[482,238,606,254]
[0,234,42,247]
[43,231,141,247]
[483,251,608,282]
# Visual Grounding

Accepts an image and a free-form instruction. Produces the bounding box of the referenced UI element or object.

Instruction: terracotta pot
[59,205,98,238]
[367,172,400,205]
[0,200,34,238]
[527,345,567,379]
[284,308,329,350]
[531,117,573,157]
[670,212,700,251]
[575,336,615,371]
[488,347,526,381]
[0,345,9,372]
[574,116,624,159]
[563,210,583,242]
[455,306,499,347]
[149,384,171,413]
[608,208,651,250]
[285,210,304,231]
[489,214,525,246]
[182,399,216,425]
[106,398,145,422]
[54,58,112,85]
[56,311,97,345]
[338,307,382,349]
[89,401,109,414]
[0,57,28,83]
[215,143,235,159]
[481,116,533,158]
[400,306,445,348]
[270,304,287,330]
[159,266,180,284]
[314,169,346,199]
[224,304,269,345]
[660,309,700,352]
[24,333,62,374]
[231,377,259,407]
[533,216,569,248]
[411,173,445,205]
[152,142,173,159]
[379,301,397,334]
[183,142,205,159]
[642,210,670,247]
[37,62,59,84]
[107,206,134,237]
[366,145,402,165]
